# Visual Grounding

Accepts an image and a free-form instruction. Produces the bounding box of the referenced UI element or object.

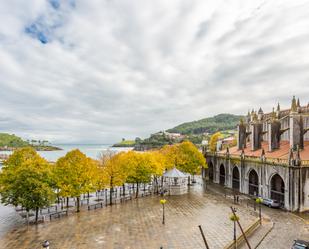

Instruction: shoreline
[0,145,63,152]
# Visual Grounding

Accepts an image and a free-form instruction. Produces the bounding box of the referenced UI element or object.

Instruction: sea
[0,144,133,238]
[0,144,133,162]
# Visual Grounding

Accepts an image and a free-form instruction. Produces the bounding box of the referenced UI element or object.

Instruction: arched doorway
[219,164,225,185]
[270,174,285,206]
[232,167,240,191]
[208,162,214,181]
[248,169,259,196]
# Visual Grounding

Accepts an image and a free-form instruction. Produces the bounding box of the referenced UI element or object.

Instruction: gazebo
[163,167,188,195]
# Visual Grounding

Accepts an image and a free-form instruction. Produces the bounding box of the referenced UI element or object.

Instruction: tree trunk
[26,210,29,226]
[136,182,139,198]
[66,197,69,209]
[76,196,80,212]
[35,207,39,223]
[122,184,125,197]
[154,177,158,194]
[110,187,113,205]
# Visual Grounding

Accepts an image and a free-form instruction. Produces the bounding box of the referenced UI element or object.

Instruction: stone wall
[204,154,309,212]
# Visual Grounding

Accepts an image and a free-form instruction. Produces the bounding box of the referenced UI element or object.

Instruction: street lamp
[255,197,263,224]
[229,208,239,249]
[160,199,167,225]
[42,240,50,249]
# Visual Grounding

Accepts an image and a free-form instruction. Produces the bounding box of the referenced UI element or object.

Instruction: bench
[87,202,104,210]
[49,210,68,220]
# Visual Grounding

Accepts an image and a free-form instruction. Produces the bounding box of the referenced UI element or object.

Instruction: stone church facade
[202,96,309,212]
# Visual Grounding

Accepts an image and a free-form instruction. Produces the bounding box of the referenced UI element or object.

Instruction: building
[202,96,309,212]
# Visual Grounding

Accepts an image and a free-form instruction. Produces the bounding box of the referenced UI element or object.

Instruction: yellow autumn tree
[98,150,128,205]
[53,149,98,212]
[159,144,179,170]
[209,132,221,152]
[122,151,155,198]
[145,151,166,194]
[0,147,55,223]
[160,141,206,178]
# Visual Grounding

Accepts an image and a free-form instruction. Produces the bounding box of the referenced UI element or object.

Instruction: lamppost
[255,197,263,224]
[229,207,239,249]
[160,199,167,225]
[42,240,50,249]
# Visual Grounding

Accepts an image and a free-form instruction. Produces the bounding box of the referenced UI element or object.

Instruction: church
[203,96,309,212]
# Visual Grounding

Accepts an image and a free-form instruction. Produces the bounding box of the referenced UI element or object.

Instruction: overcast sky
[0,0,309,144]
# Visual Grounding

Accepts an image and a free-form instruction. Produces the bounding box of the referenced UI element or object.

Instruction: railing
[205,151,309,166]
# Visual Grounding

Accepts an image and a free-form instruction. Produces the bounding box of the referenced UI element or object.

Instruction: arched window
[270,174,285,206]
[219,164,225,185]
[248,169,259,196]
[232,167,240,191]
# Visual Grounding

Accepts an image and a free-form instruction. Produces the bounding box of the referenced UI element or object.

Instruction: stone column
[289,114,304,150]
[250,123,263,151]
[237,123,247,150]
[268,120,281,151]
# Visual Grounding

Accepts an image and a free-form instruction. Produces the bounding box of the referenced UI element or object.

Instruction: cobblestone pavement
[206,182,309,249]
[0,184,257,249]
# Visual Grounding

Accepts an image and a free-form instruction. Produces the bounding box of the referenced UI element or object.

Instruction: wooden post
[230,207,251,249]
[198,225,210,249]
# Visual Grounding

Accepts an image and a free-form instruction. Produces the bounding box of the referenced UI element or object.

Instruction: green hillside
[0,133,61,151]
[0,133,29,147]
[167,113,243,135]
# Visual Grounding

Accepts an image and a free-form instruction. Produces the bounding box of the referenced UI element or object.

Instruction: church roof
[228,141,309,160]
[163,167,187,178]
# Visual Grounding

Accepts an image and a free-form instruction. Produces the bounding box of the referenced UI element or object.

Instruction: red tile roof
[228,141,309,160]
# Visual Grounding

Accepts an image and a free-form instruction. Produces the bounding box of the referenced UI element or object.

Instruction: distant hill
[166,113,243,135]
[0,133,29,147]
[0,133,61,151]
[132,113,242,151]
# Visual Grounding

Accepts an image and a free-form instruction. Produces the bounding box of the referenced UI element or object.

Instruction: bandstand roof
[163,167,187,178]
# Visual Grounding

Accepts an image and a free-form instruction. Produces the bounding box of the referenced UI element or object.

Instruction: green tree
[53,149,98,212]
[0,147,55,223]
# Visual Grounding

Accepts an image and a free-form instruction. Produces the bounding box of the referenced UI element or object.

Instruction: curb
[224,218,260,249]
[255,221,274,248]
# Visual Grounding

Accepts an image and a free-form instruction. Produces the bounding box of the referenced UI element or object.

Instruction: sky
[0,0,309,144]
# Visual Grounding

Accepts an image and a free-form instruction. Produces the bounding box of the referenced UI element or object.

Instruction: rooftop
[228,141,309,160]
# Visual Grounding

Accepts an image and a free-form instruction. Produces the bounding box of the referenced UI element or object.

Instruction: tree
[148,151,166,193]
[209,132,221,152]
[98,150,128,205]
[160,141,206,176]
[176,141,206,176]
[123,151,155,198]
[0,147,55,223]
[53,149,98,212]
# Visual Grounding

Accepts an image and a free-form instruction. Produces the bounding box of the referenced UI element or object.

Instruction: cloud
[0,0,308,143]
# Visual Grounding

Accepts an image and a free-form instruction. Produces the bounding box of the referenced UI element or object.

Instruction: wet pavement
[206,182,309,249]
[0,183,257,249]
[0,180,308,249]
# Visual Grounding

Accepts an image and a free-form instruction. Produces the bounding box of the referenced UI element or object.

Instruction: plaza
[0,183,258,249]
